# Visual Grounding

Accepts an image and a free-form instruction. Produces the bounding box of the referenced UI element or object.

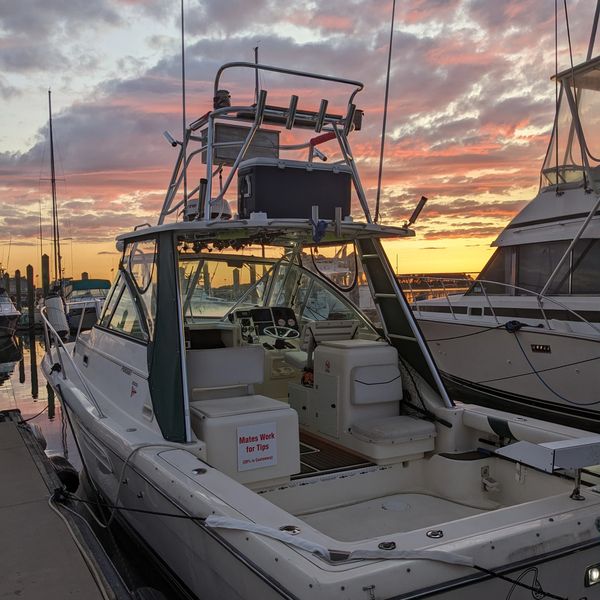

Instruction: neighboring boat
[0,287,20,339]
[41,62,600,599]
[412,39,600,432]
[64,279,111,332]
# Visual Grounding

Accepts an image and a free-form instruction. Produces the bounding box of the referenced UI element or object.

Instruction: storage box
[190,396,300,485]
[237,158,352,219]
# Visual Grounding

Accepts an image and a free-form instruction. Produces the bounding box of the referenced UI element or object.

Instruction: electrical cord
[508,324,600,406]
[60,490,204,523]
[427,323,508,342]
[20,404,49,422]
[472,564,566,600]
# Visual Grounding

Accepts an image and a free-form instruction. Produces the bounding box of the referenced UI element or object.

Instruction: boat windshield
[177,242,375,333]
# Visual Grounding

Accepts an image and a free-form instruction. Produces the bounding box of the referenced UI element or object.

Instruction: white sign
[237,422,277,471]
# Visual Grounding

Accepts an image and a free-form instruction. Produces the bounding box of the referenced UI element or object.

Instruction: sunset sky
[1,0,597,282]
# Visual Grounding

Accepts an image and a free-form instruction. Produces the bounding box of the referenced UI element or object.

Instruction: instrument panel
[230,307,299,347]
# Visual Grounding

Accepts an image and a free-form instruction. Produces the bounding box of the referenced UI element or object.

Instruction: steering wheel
[263,325,300,339]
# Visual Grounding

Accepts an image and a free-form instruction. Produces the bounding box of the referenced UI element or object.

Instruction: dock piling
[14,270,21,312]
[26,265,34,332]
[42,254,50,297]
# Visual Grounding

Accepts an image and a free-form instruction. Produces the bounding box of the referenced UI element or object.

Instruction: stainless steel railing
[40,305,106,418]
[405,276,600,335]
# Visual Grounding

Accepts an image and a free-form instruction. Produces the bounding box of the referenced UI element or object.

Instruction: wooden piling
[14,269,21,312]
[2,272,9,294]
[41,254,50,296]
[28,335,38,400]
[18,335,25,385]
[26,265,34,332]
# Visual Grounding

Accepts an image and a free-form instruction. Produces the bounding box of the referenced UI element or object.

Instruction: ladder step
[361,254,379,259]
[374,293,397,299]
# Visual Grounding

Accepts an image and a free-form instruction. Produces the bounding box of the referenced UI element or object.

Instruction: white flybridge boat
[41,62,600,600]
[413,21,600,433]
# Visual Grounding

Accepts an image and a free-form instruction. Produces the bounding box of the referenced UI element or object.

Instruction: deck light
[585,564,600,586]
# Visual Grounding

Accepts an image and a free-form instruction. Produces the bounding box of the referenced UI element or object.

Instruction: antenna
[374,0,396,223]
[181,0,188,216]
[404,196,428,228]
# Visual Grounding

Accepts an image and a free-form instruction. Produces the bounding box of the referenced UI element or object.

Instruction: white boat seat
[187,345,265,400]
[283,319,359,370]
[351,415,436,445]
[283,350,308,370]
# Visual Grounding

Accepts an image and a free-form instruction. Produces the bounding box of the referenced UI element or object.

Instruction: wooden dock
[0,410,128,599]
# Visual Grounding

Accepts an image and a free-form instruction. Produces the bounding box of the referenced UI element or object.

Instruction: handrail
[213,62,364,107]
[406,276,600,335]
[40,306,106,418]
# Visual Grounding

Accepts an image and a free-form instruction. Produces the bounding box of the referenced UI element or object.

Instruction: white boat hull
[43,354,600,600]
[417,315,600,431]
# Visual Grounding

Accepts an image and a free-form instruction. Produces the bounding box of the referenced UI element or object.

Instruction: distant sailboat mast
[48,90,63,289]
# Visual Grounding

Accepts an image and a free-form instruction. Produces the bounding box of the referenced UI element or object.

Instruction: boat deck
[299,492,485,542]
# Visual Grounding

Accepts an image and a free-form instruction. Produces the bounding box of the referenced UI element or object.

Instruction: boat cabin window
[99,277,124,327]
[468,240,600,296]
[516,241,569,295]
[105,282,147,341]
[126,239,158,338]
[572,239,600,294]
[467,247,513,295]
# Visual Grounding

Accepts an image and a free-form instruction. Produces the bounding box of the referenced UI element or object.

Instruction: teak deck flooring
[294,431,373,479]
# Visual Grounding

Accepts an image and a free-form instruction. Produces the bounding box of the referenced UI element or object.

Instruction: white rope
[205,516,331,559]
[348,548,473,567]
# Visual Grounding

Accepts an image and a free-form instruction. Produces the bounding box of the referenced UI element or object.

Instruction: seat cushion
[351,415,436,444]
[283,350,308,370]
[190,395,288,419]
[186,346,265,390]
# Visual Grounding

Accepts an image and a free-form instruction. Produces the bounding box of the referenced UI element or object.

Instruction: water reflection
[0,333,79,466]
[0,337,21,386]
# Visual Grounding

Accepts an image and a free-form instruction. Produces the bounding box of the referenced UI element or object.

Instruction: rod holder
[255,89,268,126]
[343,103,357,136]
[285,95,299,129]
[314,99,328,132]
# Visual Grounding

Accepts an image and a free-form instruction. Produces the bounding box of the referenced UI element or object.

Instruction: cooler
[190,396,300,486]
[237,158,352,219]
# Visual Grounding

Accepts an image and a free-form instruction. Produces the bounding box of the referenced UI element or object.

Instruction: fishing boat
[41,62,600,599]
[412,15,600,433]
[0,286,20,339]
[64,278,111,332]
